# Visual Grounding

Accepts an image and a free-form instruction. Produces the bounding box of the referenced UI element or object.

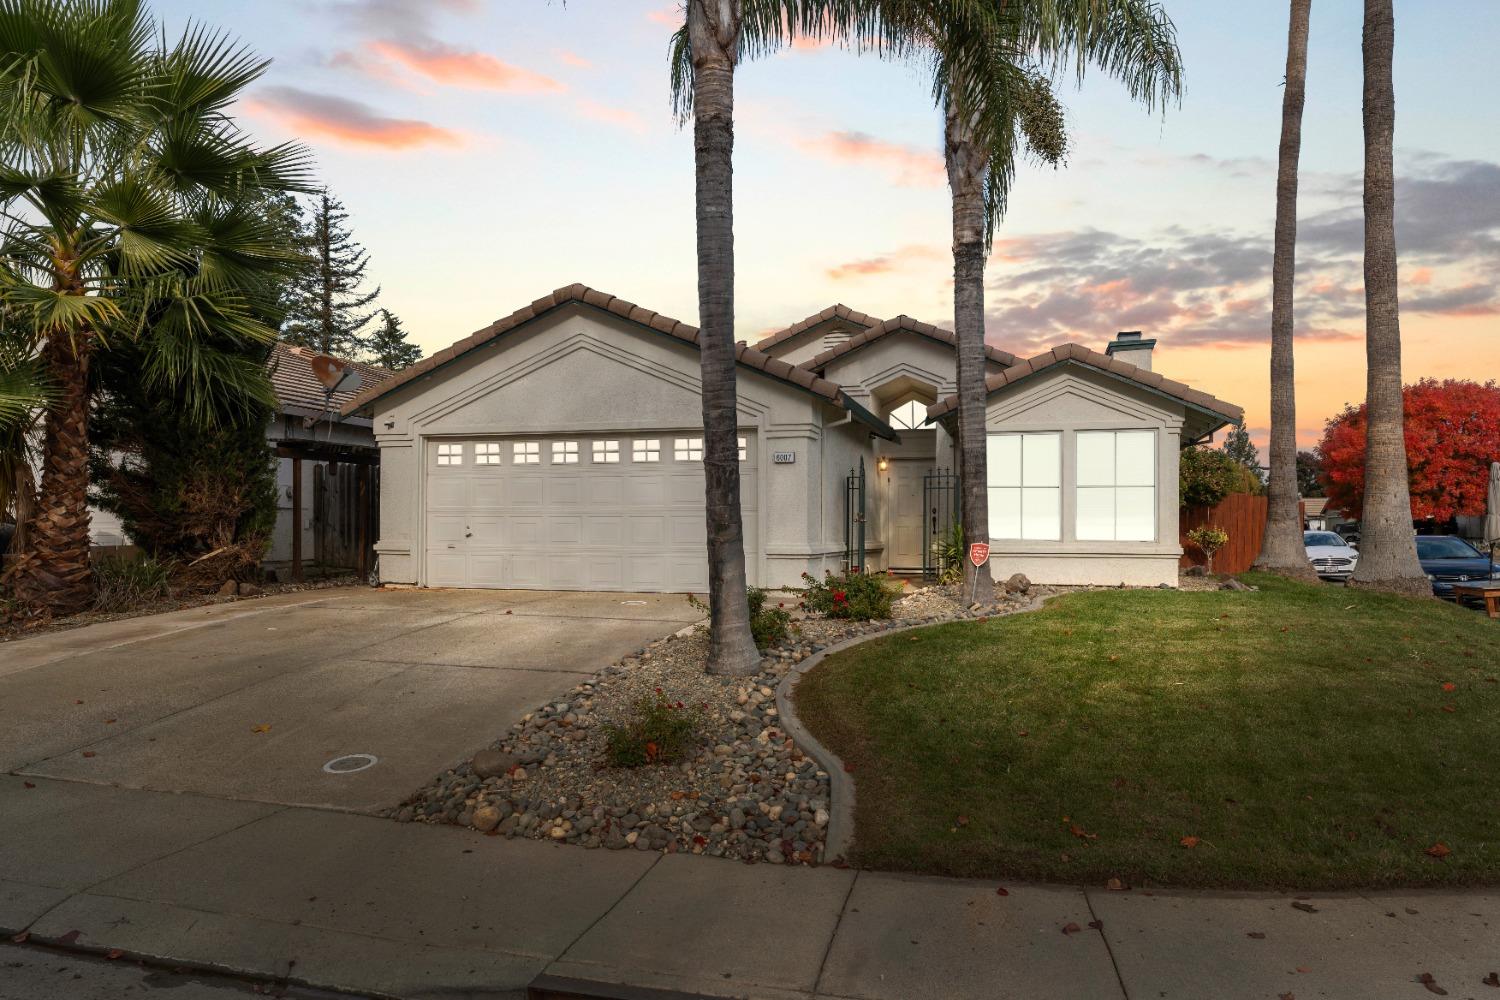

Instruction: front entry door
[889,461,927,570]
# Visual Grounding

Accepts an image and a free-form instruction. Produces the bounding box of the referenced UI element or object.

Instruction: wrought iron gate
[844,457,866,572]
[922,468,960,581]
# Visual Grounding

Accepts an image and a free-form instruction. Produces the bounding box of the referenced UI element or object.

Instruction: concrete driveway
[0,587,701,813]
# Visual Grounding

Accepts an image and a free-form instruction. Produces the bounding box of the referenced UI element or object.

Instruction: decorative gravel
[392,580,1051,865]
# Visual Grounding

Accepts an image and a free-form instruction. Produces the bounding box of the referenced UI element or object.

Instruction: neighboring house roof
[926,341,1244,429]
[340,283,898,440]
[268,343,393,417]
[751,303,880,353]
[1302,497,1331,517]
[803,314,1018,371]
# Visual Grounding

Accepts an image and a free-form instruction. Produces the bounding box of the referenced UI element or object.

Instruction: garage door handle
[465,532,472,538]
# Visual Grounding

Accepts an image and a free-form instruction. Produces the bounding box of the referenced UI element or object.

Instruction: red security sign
[968,542,990,567]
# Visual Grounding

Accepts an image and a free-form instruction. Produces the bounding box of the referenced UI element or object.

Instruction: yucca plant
[0,0,310,613]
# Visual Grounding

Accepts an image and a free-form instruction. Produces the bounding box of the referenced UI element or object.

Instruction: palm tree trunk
[689,0,759,676]
[1348,0,1427,596]
[945,97,994,599]
[7,333,95,614]
[1254,0,1318,580]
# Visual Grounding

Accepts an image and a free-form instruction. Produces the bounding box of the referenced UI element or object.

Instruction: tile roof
[751,304,880,353]
[340,283,898,439]
[925,341,1244,425]
[267,342,393,416]
[804,314,1018,371]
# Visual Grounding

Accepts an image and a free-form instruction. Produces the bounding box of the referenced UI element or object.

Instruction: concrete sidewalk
[2,775,1496,1000]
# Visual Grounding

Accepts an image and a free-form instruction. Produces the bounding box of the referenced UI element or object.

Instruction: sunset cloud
[826,244,943,281]
[367,40,565,92]
[554,48,593,70]
[797,130,943,186]
[645,4,680,27]
[246,87,464,150]
[573,98,649,135]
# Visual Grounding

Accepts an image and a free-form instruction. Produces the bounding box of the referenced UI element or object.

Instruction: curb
[774,591,1057,865]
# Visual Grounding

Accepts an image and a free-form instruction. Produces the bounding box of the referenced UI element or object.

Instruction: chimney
[1105,331,1156,371]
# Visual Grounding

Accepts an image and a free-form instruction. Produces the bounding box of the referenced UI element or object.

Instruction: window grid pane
[985,432,1060,540]
[737,436,748,461]
[437,443,462,466]
[674,437,703,461]
[552,440,580,464]
[475,442,502,465]
[592,440,620,463]
[513,441,540,464]
[632,439,660,462]
[1074,430,1156,540]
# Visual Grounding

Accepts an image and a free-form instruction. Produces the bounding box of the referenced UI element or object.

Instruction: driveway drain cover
[322,753,379,774]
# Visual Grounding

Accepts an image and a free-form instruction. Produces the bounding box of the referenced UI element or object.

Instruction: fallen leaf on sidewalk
[1291,902,1318,913]
[1279,993,1295,1000]
[56,930,80,945]
[106,949,123,960]
[1247,931,1266,939]
[10,932,28,944]
[1180,835,1200,848]
[995,886,1009,896]
[1481,971,1499,987]
[1296,966,1311,973]
[1060,922,1082,935]
[1106,877,1129,891]
[81,751,96,758]
[1426,842,1452,859]
[22,781,34,789]
[1087,920,1103,930]
[1418,972,1448,995]
[251,724,272,734]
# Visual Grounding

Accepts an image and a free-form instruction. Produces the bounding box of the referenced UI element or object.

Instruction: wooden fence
[1180,493,1268,574]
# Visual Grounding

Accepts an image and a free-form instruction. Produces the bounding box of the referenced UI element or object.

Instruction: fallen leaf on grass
[1179,835,1200,848]
[251,724,272,734]
[1481,971,1499,987]
[1291,902,1318,913]
[1069,824,1098,840]
[1426,842,1452,859]
[1442,682,1457,692]
[1247,931,1266,939]
[1061,922,1082,935]
[1441,704,1457,713]
[1418,972,1448,995]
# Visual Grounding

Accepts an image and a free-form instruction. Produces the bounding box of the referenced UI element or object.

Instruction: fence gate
[844,457,866,572]
[922,467,960,581]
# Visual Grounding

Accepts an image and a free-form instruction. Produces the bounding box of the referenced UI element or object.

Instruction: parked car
[1304,530,1358,580]
[1415,535,1500,599]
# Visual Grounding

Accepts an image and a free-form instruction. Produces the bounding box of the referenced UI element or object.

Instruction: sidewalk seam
[1083,888,1132,1000]
[812,869,860,997]
[549,852,663,968]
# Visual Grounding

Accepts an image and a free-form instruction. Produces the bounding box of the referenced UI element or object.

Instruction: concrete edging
[775,591,1058,865]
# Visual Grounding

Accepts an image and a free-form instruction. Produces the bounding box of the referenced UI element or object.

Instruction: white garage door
[423,434,759,592]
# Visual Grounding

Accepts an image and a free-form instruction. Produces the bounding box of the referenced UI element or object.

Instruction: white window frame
[552,440,580,464]
[985,432,1061,541]
[436,443,463,467]
[887,399,927,431]
[674,437,703,461]
[592,440,621,464]
[513,441,540,465]
[632,439,661,463]
[474,442,502,466]
[1075,430,1157,542]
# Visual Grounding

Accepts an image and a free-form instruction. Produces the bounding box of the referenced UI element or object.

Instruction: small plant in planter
[687,586,793,650]
[800,568,897,621]
[600,689,705,768]
[1186,524,1230,574]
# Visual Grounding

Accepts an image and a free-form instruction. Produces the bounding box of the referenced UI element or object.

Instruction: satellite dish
[309,354,362,395]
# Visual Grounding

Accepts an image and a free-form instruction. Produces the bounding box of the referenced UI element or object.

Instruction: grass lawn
[796,574,1500,890]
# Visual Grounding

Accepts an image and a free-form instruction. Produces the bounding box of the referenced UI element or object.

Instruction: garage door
[423,434,758,592]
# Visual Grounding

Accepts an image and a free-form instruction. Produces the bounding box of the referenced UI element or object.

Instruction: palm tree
[869,1,1181,595]
[0,0,309,614]
[1252,0,1317,579]
[1347,0,1426,595]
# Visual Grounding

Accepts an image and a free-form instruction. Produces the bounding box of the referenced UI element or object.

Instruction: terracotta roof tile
[751,303,882,353]
[266,342,394,416]
[800,314,1017,372]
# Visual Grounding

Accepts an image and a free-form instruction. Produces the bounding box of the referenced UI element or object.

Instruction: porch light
[877,456,889,472]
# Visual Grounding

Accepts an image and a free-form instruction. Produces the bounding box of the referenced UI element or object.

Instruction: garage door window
[513,441,540,464]
[475,442,502,465]
[738,436,748,461]
[592,440,620,463]
[674,437,703,461]
[437,443,463,466]
[552,440,580,464]
[632,439,660,462]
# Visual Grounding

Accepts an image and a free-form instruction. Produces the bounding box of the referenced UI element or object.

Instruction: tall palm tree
[0,0,309,614]
[1347,0,1426,595]
[1253,0,1317,579]
[871,1,1180,595]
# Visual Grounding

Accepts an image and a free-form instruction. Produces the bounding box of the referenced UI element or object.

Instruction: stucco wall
[982,364,1186,587]
[368,303,873,590]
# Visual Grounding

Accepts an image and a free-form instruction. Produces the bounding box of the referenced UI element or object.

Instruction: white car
[1304,530,1358,580]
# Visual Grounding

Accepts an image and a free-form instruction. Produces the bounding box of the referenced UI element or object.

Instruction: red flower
[833,590,847,604]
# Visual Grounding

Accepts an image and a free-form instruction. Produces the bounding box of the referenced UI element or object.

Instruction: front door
[889,461,926,570]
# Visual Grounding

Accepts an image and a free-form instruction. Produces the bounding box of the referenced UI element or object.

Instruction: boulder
[472,805,502,832]
[217,580,238,597]
[1183,565,1209,578]
[471,748,516,780]
[1003,573,1031,594]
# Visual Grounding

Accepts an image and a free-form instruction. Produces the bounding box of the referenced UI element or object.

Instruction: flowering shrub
[687,586,792,649]
[800,569,896,621]
[600,689,704,768]
[1186,525,1230,573]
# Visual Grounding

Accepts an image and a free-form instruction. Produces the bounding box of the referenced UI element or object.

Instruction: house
[342,284,1242,591]
[265,344,393,580]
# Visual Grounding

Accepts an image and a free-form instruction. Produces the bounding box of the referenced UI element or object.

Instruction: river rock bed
[392,581,1048,864]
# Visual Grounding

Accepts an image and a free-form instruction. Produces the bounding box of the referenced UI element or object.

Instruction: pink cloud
[554,48,592,70]
[798,130,943,186]
[1409,266,1434,286]
[826,244,944,281]
[573,98,648,135]
[646,5,680,27]
[245,87,464,151]
[368,40,565,93]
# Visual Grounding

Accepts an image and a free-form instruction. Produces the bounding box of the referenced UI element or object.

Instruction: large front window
[1076,430,1156,541]
[986,433,1061,540]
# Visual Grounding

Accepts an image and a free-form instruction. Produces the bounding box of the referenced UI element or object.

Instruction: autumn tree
[1318,379,1500,524]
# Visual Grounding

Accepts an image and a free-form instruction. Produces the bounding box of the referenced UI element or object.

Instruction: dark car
[1416,535,1499,599]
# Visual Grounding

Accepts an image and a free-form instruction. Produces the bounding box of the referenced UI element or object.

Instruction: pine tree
[1221,426,1267,486]
[282,190,379,358]
[366,309,422,371]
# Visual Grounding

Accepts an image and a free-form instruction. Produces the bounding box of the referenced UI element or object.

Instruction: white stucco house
[343,283,1242,591]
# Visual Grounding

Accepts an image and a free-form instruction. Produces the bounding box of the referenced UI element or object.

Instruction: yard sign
[968,542,990,567]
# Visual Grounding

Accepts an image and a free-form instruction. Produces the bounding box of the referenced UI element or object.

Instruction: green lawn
[796,574,1500,890]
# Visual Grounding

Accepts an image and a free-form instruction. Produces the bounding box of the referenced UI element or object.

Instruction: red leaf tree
[1319,379,1500,522]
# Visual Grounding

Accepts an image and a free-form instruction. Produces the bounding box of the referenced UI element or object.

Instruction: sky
[159,0,1500,452]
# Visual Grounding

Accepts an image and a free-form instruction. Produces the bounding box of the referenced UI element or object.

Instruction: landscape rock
[1219,578,1253,592]
[1003,573,1032,594]
[217,581,238,597]
[472,748,516,779]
